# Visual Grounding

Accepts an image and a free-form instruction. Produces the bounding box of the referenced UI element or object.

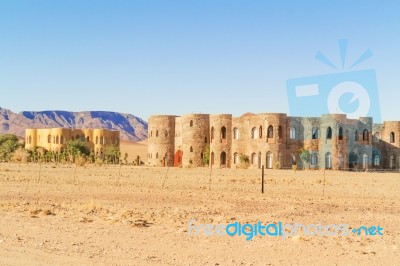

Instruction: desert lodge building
[25,128,120,157]
[147,113,400,170]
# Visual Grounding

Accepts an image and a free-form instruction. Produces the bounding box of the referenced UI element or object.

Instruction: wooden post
[74,164,77,182]
[117,163,122,186]
[261,165,264,193]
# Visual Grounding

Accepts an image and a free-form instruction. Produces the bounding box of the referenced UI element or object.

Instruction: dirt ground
[0,163,399,265]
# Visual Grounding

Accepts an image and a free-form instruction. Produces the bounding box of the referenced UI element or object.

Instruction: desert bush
[11,147,30,163]
[239,154,250,169]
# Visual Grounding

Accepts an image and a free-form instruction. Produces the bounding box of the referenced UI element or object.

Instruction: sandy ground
[119,140,147,164]
[0,163,399,266]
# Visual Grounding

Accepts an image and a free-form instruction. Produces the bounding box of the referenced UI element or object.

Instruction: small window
[86,136,90,142]
[96,136,99,144]
[355,130,359,141]
[190,146,193,153]
[259,126,263,138]
[251,153,257,164]
[390,132,395,143]
[190,120,193,127]
[267,126,273,138]
[164,130,168,137]
[326,127,332,139]
[211,127,215,143]
[48,135,51,144]
[290,127,296,140]
[251,127,257,139]
[156,153,158,159]
[278,126,283,138]
[233,128,239,139]
[373,155,380,166]
[374,132,380,143]
[311,153,318,166]
[363,129,369,141]
[221,127,227,140]
[233,152,239,164]
[204,137,207,143]
[156,130,159,137]
[312,128,318,139]
[338,127,343,140]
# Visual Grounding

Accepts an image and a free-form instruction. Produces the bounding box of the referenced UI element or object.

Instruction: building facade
[147,113,400,170]
[25,128,120,157]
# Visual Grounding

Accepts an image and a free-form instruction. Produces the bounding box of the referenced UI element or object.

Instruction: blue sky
[0,0,399,121]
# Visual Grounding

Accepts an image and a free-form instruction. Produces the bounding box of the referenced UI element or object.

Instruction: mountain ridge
[0,107,148,142]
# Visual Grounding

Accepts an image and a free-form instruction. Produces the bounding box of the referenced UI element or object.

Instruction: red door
[174,150,183,167]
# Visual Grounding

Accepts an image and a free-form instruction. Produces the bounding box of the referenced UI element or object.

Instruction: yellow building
[25,128,120,156]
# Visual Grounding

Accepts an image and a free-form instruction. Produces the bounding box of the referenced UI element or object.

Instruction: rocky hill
[0,107,148,142]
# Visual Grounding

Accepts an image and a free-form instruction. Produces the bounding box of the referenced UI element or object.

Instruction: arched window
[221,127,227,140]
[325,152,332,169]
[311,153,318,166]
[267,126,274,138]
[211,127,215,143]
[278,126,283,138]
[312,128,318,140]
[56,135,59,144]
[363,129,369,141]
[86,136,89,142]
[220,152,227,166]
[390,132,395,143]
[164,130,168,137]
[150,131,153,138]
[338,153,344,169]
[28,135,32,144]
[374,132,380,143]
[48,135,51,144]
[373,155,380,166]
[100,136,104,145]
[156,130,159,137]
[95,136,99,144]
[61,136,64,144]
[233,128,239,139]
[259,126,263,138]
[326,127,332,139]
[362,153,369,170]
[190,146,193,153]
[211,152,215,165]
[338,127,343,140]
[390,155,395,168]
[204,137,207,143]
[355,130,359,141]
[251,127,257,139]
[290,127,296,140]
[156,153,159,159]
[251,153,257,165]
[266,152,273,169]
[190,120,193,127]
[233,152,239,164]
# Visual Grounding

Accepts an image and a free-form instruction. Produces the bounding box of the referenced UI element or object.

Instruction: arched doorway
[325,152,332,169]
[174,150,183,167]
[220,152,226,167]
[266,152,273,169]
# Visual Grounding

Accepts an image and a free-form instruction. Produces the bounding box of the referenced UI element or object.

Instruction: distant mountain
[0,107,148,142]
